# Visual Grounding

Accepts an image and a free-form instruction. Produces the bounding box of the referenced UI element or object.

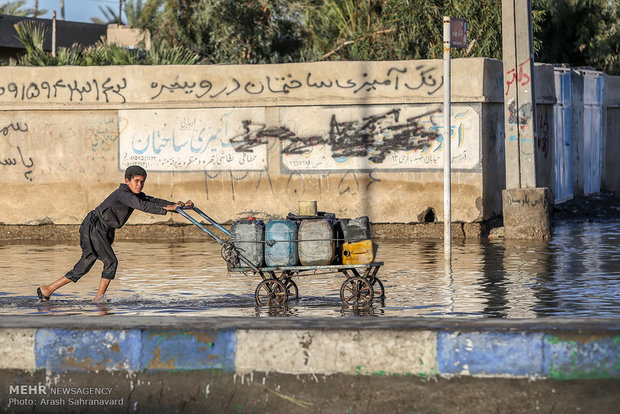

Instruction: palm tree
[11,20,199,66]
[91,0,162,26]
[1,0,47,17]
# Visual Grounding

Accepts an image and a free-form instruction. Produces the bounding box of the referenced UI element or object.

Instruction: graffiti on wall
[277,105,479,171]
[505,58,531,97]
[0,121,34,180]
[0,78,128,103]
[0,115,120,183]
[0,63,442,105]
[150,64,443,101]
[119,105,480,172]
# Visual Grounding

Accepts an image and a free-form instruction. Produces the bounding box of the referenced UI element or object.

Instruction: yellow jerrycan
[341,240,377,265]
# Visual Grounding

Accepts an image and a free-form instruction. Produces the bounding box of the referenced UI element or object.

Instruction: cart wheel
[283,278,299,299]
[370,278,385,298]
[340,276,374,308]
[255,279,288,306]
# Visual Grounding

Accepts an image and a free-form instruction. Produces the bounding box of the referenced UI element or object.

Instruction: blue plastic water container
[265,220,299,266]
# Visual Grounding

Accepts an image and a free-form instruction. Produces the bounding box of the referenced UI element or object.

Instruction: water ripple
[1,220,619,318]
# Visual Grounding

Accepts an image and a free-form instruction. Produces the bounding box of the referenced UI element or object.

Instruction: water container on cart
[265,220,299,266]
[298,219,335,266]
[338,216,377,265]
[231,219,264,267]
[342,240,377,265]
[339,216,371,242]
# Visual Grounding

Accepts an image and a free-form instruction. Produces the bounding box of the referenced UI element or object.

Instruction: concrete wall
[0,59,506,226]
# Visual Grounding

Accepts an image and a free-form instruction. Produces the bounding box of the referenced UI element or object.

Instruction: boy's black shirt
[93,183,172,229]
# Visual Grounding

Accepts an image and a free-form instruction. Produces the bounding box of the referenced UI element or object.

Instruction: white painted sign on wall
[118,108,267,171]
[118,104,479,172]
[277,104,480,171]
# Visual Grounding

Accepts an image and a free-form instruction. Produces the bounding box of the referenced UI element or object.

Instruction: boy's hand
[165,202,184,211]
[165,200,194,211]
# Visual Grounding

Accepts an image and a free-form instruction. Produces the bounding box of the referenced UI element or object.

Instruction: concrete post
[501,0,551,239]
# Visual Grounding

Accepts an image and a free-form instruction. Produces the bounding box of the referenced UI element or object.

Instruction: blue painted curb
[21,327,620,379]
[543,334,620,379]
[437,331,620,378]
[35,329,142,372]
[34,329,236,373]
[141,330,236,371]
[437,331,545,376]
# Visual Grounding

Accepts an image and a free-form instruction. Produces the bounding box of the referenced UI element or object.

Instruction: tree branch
[321,28,395,60]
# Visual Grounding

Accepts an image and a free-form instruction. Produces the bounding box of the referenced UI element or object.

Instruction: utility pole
[119,0,124,25]
[442,17,467,262]
[60,0,65,20]
[52,10,56,57]
[443,17,452,262]
[501,0,551,239]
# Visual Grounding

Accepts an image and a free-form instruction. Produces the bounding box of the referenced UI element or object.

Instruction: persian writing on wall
[118,109,267,171]
[0,62,442,106]
[118,105,480,172]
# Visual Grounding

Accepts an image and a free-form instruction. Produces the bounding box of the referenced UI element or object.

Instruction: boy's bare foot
[93,294,107,304]
[37,287,50,302]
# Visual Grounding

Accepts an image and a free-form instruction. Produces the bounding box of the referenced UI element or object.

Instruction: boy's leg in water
[37,213,98,301]
[38,276,72,301]
[38,245,97,300]
[93,278,112,303]
[93,227,118,302]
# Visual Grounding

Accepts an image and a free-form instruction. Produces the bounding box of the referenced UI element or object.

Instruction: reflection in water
[479,241,508,318]
[0,220,619,318]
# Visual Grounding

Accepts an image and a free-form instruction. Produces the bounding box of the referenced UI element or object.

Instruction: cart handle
[191,206,231,237]
[175,206,260,272]
[175,206,226,245]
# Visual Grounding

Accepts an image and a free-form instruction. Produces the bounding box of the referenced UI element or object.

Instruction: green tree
[300,0,545,62]
[133,0,307,64]
[11,21,199,66]
[12,21,51,65]
[589,0,620,75]
[1,0,47,17]
[533,0,620,75]
[301,0,389,61]
[91,0,161,26]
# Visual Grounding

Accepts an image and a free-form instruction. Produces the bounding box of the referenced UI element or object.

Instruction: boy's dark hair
[125,165,147,180]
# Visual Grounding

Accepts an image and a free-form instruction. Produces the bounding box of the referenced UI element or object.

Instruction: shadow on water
[0,219,619,318]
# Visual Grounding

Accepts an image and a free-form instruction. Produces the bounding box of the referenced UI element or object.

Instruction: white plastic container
[298,219,335,266]
[231,219,264,267]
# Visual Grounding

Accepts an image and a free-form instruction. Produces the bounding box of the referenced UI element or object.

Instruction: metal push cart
[176,206,385,307]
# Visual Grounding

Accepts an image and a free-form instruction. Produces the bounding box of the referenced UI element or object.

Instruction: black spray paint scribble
[329,108,440,163]
[150,64,443,100]
[230,121,329,155]
[508,100,532,126]
[229,108,441,164]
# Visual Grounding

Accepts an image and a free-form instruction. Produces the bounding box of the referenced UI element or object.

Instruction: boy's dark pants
[65,211,117,282]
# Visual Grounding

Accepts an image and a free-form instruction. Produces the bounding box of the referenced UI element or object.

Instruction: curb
[1,317,618,380]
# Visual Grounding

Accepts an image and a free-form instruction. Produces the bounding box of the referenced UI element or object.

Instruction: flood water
[1,219,619,318]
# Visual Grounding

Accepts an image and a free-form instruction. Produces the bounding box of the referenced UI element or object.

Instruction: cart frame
[177,206,384,307]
